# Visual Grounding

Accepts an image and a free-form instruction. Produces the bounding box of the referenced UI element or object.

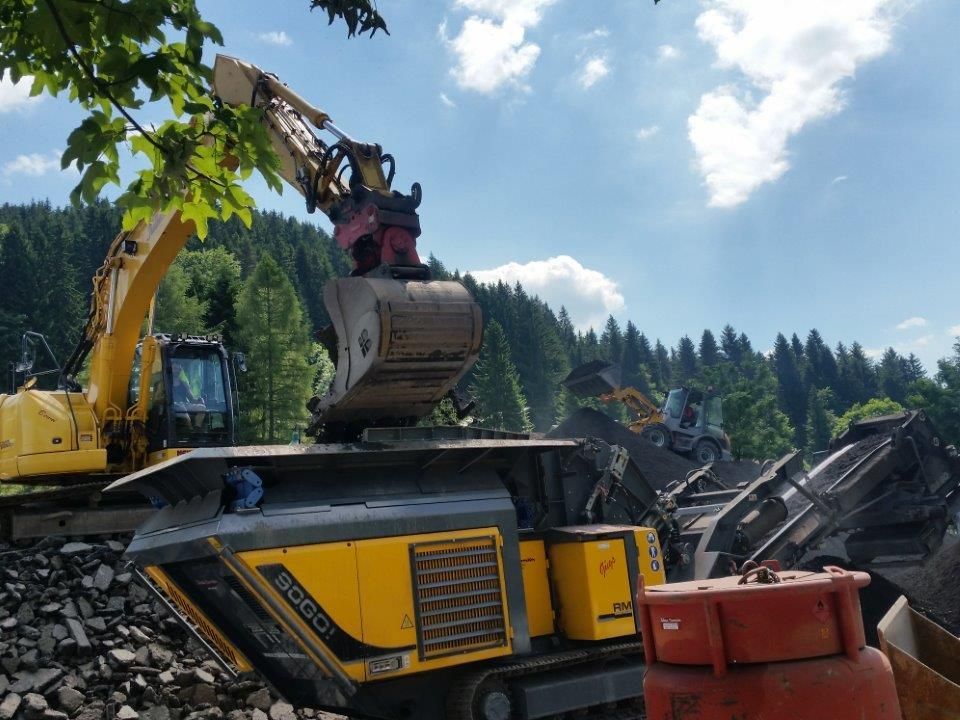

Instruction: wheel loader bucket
[877,595,960,720]
[309,275,482,428]
[562,360,622,398]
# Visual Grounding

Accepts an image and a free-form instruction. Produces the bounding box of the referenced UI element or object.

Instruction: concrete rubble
[0,536,343,720]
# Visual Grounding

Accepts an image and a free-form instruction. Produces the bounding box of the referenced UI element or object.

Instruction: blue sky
[1,0,958,370]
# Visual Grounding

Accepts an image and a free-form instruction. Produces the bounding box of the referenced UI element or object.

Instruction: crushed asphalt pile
[880,535,960,636]
[0,536,342,720]
[552,408,960,639]
[549,408,761,489]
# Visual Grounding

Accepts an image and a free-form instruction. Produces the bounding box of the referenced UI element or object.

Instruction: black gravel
[549,408,761,490]
[0,535,342,720]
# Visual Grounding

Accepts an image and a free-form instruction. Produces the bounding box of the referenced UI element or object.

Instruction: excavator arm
[211,55,423,273]
[62,211,197,434]
[602,387,661,423]
[211,55,482,436]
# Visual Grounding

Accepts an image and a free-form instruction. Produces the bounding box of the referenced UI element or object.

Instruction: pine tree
[153,262,208,336]
[470,320,531,432]
[804,329,826,388]
[600,316,623,364]
[903,353,925,384]
[512,299,568,430]
[738,332,754,359]
[722,360,794,460]
[581,328,601,362]
[676,336,698,384]
[177,248,242,345]
[805,388,835,456]
[556,307,576,347]
[654,340,671,389]
[621,321,643,390]
[790,333,805,362]
[637,332,654,368]
[0,225,38,365]
[720,324,741,366]
[877,348,907,404]
[773,333,807,448]
[234,254,313,443]
[699,329,720,367]
[843,342,878,405]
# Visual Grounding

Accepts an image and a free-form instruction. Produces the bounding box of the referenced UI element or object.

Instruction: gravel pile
[880,534,960,636]
[550,408,761,490]
[0,536,342,720]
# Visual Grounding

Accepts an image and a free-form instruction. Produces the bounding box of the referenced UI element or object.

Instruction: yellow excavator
[0,204,242,535]
[0,54,481,537]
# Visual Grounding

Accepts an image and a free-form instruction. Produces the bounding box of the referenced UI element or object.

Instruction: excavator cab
[129,335,236,464]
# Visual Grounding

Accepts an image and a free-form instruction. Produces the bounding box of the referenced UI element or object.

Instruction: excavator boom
[212,55,482,435]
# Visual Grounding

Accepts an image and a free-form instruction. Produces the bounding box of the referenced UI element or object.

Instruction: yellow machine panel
[238,527,513,684]
[0,389,105,481]
[519,538,555,637]
[547,524,663,641]
[144,566,252,672]
[634,527,667,586]
[239,541,366,679]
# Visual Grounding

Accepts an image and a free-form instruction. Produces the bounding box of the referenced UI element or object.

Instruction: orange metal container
[637,566,902,720]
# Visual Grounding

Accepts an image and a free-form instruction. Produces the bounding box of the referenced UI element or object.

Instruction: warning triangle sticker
[401,614,414,630]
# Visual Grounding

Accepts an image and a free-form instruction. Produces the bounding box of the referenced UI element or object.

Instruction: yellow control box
[519,538,555,637]
[547,525,664,641]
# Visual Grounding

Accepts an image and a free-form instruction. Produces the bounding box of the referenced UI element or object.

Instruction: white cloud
[867,334,936,360]
[0,70,40,113]
[894,334,934,355]
[896,316,927,330]
[468,255,625,330]
[948,325,960,337]
[582,27,610,40]
[258,31,292,46]
[442,0,555,94]
[688,1,902,208]
[657,44,680,61]
[831,175,848,184]
[2,150,62,178]
[636,125,660,141]
[578,55,610,89]
[439,92,457,108]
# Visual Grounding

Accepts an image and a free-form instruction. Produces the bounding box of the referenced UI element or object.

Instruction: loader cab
[659,387,731,463]
[663,388,721,430]
[129,335,237,463]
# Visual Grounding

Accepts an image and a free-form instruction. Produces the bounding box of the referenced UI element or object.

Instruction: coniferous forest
[2,201,958,459]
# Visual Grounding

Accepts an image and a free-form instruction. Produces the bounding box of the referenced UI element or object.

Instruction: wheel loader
[563,359,732,463]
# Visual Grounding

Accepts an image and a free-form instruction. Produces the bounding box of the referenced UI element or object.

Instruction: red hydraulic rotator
[637,564,903,720]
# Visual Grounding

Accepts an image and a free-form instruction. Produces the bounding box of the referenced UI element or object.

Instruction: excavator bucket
[877,595,960,720]
[309,275,483,430]
[562,360,622,398]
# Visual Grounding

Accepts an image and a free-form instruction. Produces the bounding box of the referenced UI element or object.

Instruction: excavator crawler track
[445,641,646,720]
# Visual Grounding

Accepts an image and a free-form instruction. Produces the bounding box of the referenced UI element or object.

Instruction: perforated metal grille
[411,536,507,659]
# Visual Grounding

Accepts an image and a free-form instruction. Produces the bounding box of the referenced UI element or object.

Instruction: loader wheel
[642,424,670,449]
[693,439,721,465]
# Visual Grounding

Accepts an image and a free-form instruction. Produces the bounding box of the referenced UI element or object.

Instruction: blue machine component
[224,467,264,511]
